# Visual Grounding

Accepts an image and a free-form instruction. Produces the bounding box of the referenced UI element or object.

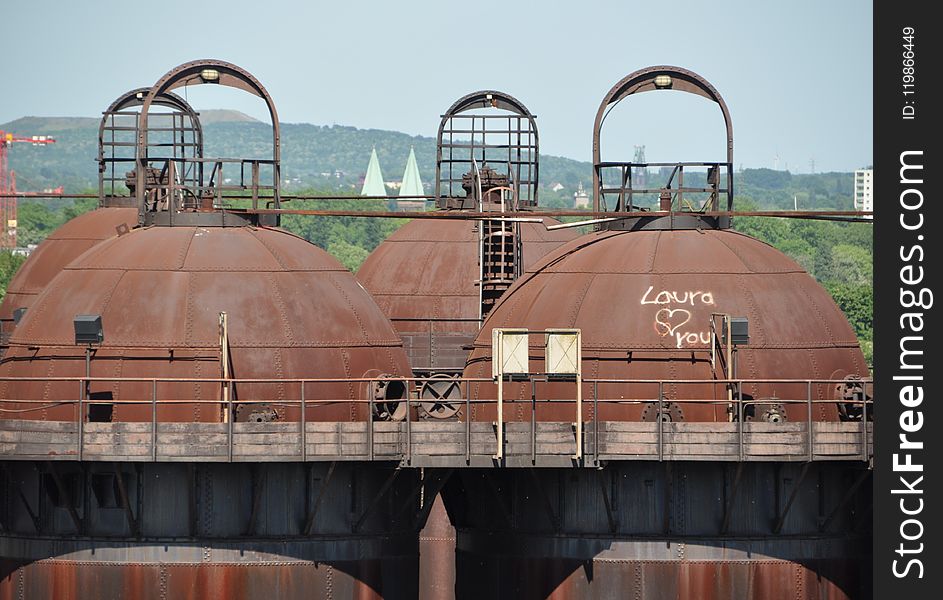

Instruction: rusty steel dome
[0,207,137,324]
[463,227,868,422]
[358,218,577,368]
[0,223,409,422]
[0,86,202,332]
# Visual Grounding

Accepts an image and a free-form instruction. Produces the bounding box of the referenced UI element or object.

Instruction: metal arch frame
[591,65,734,214]
[434,90,539,208]
[98,87,204,205]
[135,59,282,224]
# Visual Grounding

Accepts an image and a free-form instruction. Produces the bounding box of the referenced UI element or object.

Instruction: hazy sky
[2,0,872,172]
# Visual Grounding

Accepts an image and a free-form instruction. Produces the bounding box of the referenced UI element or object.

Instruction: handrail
[0,375,873,466]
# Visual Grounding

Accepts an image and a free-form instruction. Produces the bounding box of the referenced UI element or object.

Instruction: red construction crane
[1,130,58,249]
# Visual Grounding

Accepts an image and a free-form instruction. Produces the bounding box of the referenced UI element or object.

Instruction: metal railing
[595,161,733,213]
[0,375,872,466]
[144,157,279,212]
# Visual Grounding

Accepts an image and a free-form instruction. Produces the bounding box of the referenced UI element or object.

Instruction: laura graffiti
[640,285,715,348]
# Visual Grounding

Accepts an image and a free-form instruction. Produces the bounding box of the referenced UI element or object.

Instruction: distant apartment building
[854,169,873,218]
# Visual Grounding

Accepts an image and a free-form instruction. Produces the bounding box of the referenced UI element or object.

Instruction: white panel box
[545,329,581,375]
[492,328,529,378]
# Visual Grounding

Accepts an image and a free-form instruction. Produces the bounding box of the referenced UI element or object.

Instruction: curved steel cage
[434,90,539,210]
[98,87,203,206]
[592,66,734,229]
[134,59,282,226]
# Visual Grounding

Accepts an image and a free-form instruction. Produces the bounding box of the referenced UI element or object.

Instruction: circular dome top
[1,225,409,422]
[0,207,138,322]
[464,228,867,422]
[358,219,578,325]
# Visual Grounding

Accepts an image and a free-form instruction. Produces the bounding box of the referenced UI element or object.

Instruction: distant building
[550,182,565,192]
[573,181,590,208]
[399,147,425,198]
[361,147,387,196]
[854,169,873,218]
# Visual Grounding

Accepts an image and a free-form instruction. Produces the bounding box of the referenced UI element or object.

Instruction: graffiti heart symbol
[654,308,692,337]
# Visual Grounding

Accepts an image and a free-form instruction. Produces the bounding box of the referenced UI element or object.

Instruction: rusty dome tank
[0,223,409,422]
[0,70,412,421]
[357,91,577,377]
[446,67,872,600]
[0,87,202,333]
[0,60,420,600]
[463,67,868,423]
[463,226,868,422]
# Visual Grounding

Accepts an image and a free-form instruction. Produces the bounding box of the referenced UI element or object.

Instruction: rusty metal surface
[0,559,419,600]
[0,208,138,322]
[446,462,870,600]
[0,461,421,600]
[0,560,414,600]
[0,225,409,422]
[454,555,866,600]
[464,228,868,423]
[419,494,455,600]
[357,219,576,371]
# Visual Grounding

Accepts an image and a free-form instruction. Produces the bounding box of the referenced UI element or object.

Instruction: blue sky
[2,0,872,172]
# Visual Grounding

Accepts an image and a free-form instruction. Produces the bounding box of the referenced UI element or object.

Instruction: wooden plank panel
[85,422,152,433]
[813,422,871,433]
[745,444,809,456]
[158,423,226,434]
[298,432,402,445]
[662,433,738,444]
[158,455,228,463]
[157,445,229,457]
[158,433,229,445]
[232,444,301,459]
[0,431,79,444]
[306,443,401,455]
[598,422,662,433]
[0,442,78,456]
[596,442,658,455]
[504,442,577,455]
[410,422,466,433]
[87,455,153,462]
[0,420,77,433]
[741,432,807,444]
[598,432,659,444]
[811,432,869,443]
[743,422,806,433]
[813,444,865,455]
[402,444,466,456]
[232,422,299,433]
[305,422,400,433]
[231,433,303,445]
[661,443,737,455]
[82,433,151,445]
[83,444,152,456]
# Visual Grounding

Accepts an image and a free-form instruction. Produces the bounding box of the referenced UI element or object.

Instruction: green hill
[4,115,859,212]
